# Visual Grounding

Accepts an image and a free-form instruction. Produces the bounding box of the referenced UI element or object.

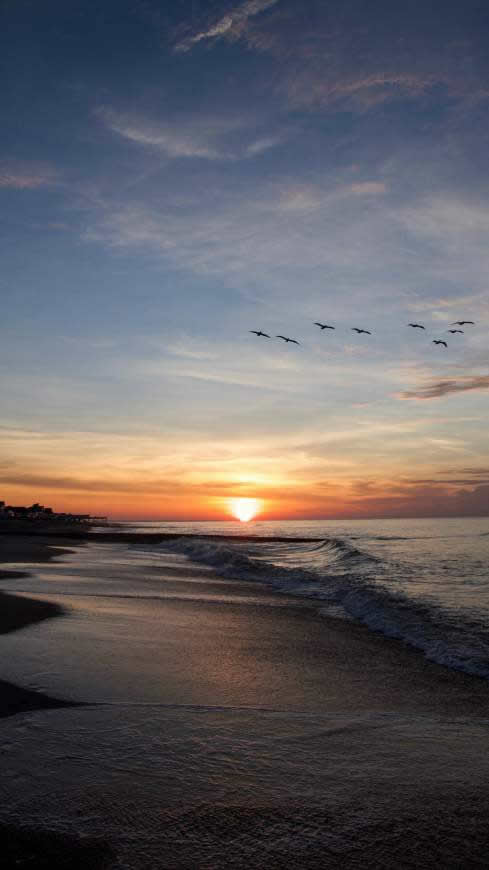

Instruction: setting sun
[228,498,263,522]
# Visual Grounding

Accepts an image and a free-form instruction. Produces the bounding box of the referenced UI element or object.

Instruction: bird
[276,335,300,344]
[408,323,425,329]
[451,321,474,325]
[351,328,371,335]
[433,340,447,347]
[314,322,335,330]
[448,329,464,334]
[249,330,270,338]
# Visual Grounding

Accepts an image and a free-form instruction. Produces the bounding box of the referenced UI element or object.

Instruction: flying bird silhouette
[408,323,425,329]
[351,328,371,335]
[249,330,270,338]
[448,329,464,334]
[276,335,300,344]
[314,322,335,330]
[451,321,474,325]
[433,340,448,347]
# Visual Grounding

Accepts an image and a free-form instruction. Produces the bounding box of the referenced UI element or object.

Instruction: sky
[1,0,489,521]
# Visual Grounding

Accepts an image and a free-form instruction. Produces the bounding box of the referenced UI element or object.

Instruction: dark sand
[0,534,114,868]
[0,824,115,870]
[0,534,80,718]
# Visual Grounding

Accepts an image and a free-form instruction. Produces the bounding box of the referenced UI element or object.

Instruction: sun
[228,497,262,522]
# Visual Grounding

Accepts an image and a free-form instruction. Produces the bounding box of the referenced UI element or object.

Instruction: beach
[0,534,115,868]
[0,526,489,867]
[5,2,489,867]
[0,534,79,718]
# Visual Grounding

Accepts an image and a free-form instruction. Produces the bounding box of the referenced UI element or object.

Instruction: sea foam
[151,535,489,680]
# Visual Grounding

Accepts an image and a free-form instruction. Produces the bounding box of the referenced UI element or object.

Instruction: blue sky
[1,0,489,519]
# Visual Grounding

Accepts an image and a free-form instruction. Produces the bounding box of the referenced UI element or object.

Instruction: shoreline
[0,535,115,868]
[0,527,325,544]
[2,533,488,715]
[1,531,489,867]
[0,534,82,718]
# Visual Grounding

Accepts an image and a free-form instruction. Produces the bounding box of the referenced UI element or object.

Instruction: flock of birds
[249,321,476,349]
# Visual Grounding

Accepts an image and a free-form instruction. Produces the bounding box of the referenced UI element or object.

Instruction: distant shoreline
[0,526,325,544]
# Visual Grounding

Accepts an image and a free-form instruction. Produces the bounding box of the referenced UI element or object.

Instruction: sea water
[103,516,489,678]
[1,517,488,868]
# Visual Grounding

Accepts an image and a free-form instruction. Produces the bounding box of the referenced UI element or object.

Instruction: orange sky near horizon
[3,468,488,521]
[2,415,488,520]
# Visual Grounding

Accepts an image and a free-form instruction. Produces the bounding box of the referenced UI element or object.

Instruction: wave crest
[151,535,489,681]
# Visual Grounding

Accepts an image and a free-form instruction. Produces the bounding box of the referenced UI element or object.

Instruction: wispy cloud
[399,374,489,400]
[102,110,225,159]
[274,180,386,213]
[0,163,57,189]
[276,186,322,212]
[391,195,489,301]
[348,181,386,196]
[83,175,394,289]
[100,108,283,161]
[412,478,489,485]
[164,339,219,362]
[399,197,489,247]
[406,292,484,315]
[174,0,280,53]
[234,4,487,113]
[246,135,283,156]
[450,468,489,476]
[285,72,435,111]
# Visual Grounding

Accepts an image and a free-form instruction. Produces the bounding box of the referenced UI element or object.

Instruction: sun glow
[229,497,262,522]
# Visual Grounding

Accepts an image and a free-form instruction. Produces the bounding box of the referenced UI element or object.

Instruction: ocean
[102,516,489,678]
[1,517,488,867]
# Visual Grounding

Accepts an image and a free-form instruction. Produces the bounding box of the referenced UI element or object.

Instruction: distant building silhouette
[0,500,106,524]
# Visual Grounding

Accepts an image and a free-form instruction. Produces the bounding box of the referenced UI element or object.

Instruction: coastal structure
[0,500,106,524]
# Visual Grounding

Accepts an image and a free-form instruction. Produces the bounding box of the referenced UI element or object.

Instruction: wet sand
[1,534,489,868]
[134,591,489,718]
[0,532,76,567]
[2,533,488,718]
[0,534,80,718]
[0,535,113,868]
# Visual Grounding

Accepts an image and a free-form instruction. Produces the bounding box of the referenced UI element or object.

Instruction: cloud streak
[399,375,489,400]
[235,2,489,113]
[0,164,57,189]
[83,176,394,289]
[175,0,280,53]
[104,114,222,159]
[100,108,283,161]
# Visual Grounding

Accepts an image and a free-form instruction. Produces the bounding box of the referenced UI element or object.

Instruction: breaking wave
[151,535,489,681]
